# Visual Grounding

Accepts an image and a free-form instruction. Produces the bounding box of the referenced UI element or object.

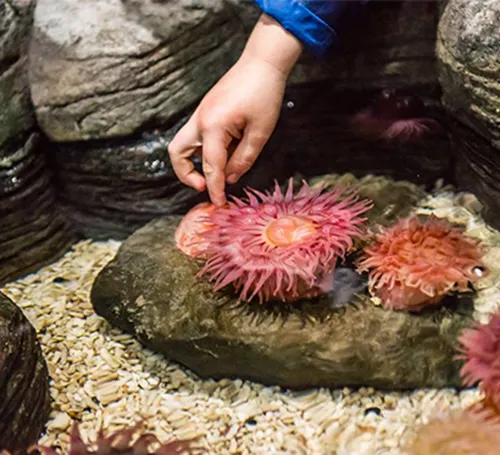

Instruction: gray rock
[0,0,36,150]
[29,0,247,142]
[0,132,75,285]
[0,292,51,453]
[437,0,500,147]
[436,0,500,229]
[91,181,472,389]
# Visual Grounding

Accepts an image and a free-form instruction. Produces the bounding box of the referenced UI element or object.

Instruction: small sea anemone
[26,420,203,455]
[355,215,486,311]
[175,202,217,258]
[178,179,372,303]
[350,88,441,143]
[458,311,500,413]
[405,411,500,455]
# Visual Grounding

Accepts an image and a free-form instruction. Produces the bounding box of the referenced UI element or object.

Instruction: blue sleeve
[253,0,370,55]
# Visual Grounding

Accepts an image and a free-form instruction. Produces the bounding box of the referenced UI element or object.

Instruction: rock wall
[0,0,74,285]
[436,0,500,229]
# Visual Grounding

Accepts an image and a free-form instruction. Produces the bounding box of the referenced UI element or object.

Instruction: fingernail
[227,173,239,184]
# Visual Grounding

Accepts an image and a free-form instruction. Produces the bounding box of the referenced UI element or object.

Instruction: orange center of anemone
[263,215,317,247]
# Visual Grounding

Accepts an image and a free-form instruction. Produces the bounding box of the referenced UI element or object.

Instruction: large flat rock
[91,211,472,390]
[28,0,246,141]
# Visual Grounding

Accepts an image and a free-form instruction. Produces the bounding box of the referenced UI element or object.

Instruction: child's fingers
[202,130,229,207]
[225,124,270,184]
[168,121,206,191]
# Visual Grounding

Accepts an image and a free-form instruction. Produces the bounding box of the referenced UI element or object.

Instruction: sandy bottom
[3,187,500,455]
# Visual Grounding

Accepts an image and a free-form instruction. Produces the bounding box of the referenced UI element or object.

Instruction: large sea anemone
[176,179,372,303]
[25,421,203,455]
[405,411,500,455]
[355,215,486,311]
[350,88,441,143]
[458,311,500,415]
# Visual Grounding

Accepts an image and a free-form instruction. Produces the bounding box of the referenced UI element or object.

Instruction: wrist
[240,14,303,77]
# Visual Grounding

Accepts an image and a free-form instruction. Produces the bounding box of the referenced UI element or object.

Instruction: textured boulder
[91,177,471,389]
[437,0,500,148]
[0,0,36,150]
[0,0,74,284]
[436,0,500,229]
[0,292,51,453]
[29,0,246,142]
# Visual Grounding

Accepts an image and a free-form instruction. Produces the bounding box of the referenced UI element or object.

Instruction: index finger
[202,130,229,207]
[168,121,206,192]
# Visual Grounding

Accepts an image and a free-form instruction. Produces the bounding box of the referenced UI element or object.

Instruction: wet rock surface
[49,119,284,239]
[0,0,74,284]
[0,292,51,453]
[0,133,75,284]
[436,0,500,230]
[91,178,471,389]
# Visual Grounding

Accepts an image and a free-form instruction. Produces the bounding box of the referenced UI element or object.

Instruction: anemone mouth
[263,215,318,248]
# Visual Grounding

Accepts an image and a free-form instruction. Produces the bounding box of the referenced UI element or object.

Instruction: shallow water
[3,178,499,454]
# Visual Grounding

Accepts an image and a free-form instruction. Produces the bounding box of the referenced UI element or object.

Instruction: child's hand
[168,14,303,207]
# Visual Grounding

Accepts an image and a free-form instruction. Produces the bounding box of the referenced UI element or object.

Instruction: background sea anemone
[356,215,486,311]
[458,311,500,415]
[350,88,441,143]
[405,411,500,455]
[185,179,372,303]
[25,420,203,455]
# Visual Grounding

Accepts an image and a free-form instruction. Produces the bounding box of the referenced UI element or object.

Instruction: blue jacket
[253,0,370,55]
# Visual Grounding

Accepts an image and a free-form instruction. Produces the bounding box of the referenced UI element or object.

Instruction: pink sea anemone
[175,202,217,258]
[176,179,372,303]
[458,311,500,415]
[350,89,441,143]
[27,420,203,455]
[355,215,486,311]
[405,411,500,455]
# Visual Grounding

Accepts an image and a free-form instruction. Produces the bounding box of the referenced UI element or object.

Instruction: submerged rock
[307,173,427,227]
[0,292,51,453]
[91,216,472,390]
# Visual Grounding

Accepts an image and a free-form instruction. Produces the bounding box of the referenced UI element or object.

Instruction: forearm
[240,14,304,78]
